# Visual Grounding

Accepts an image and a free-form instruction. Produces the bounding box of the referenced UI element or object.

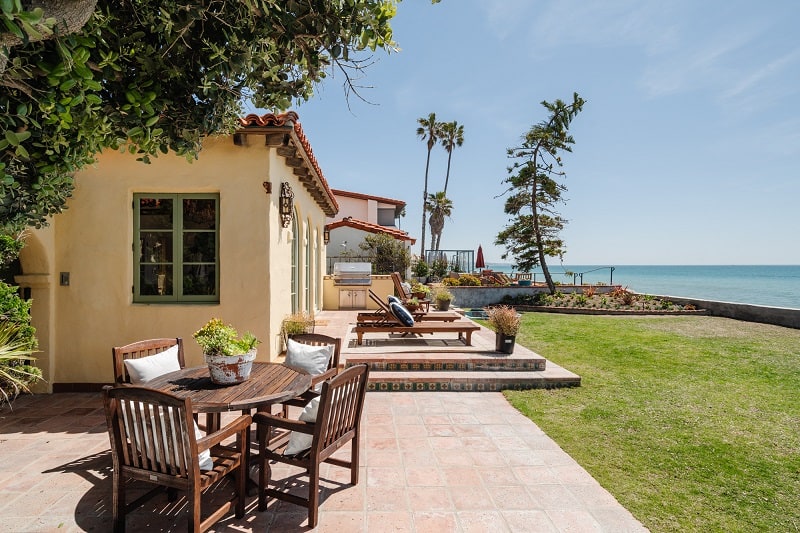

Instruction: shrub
[442,277,460,286]
[412,260,429,278]
[193,318,260,356]
[0,322,41,405]
[583,285,597,297]
[431,286,454,302]
[458,274,481,286]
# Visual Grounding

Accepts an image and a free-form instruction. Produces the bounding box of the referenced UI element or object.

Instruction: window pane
[140,232,173,263]
[140,265,173,295]
[183,199,216,230]
[139,198,173,229]
[183,265,216,295]
[183,232,216,263]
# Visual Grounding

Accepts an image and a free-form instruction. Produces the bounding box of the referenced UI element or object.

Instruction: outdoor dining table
[145,361,312,431]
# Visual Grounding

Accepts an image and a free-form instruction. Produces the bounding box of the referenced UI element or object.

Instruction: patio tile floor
[0,310,648,531]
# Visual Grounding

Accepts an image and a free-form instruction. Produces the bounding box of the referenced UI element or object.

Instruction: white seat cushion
[285,338,333,377]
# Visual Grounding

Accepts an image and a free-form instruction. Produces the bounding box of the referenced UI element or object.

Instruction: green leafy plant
[280,311,315,341]
[431,286,454,303]
[458,274,481,286]
[442,277,460,286]
[486,305,521,336]
[0,322,41,405]
[193,318,260,356]
[412,260,429,278]
[429,258,449,278]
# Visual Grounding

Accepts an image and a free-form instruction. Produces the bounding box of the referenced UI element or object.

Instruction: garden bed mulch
[513,305,709,316]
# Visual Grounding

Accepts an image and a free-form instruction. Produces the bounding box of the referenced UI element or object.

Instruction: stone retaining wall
[448,286,800,330]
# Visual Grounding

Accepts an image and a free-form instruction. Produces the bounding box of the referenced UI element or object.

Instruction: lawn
[502,313,800,532]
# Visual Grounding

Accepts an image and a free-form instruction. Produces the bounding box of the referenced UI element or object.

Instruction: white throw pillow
[123,345,181,384]
[284,396,320,456]
[285,339,333,378]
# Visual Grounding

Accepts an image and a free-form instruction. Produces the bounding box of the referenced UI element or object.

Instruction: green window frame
[133,193,220,303]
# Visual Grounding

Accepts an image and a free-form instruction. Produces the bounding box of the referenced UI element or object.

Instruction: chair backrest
[103,385,198,479]
[391,272,411,298]
[313,364,369,458]
[112,338,185,384]
[288,334,342,373]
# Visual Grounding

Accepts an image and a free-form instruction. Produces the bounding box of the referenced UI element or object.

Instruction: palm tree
[439,120,464,195]
[425,191,453,251]
[416,113,441,259]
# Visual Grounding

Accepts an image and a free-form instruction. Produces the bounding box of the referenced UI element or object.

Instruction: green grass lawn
[501,313,800,532]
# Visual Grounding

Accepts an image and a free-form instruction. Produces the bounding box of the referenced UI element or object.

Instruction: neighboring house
[325,189,415,270]
[16,112,337,392]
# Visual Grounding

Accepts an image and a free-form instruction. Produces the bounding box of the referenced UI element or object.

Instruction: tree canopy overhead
[0,0,408,233]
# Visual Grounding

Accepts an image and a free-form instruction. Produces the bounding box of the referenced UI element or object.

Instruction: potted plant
[280,311,315,349]
[402,297,421,313]
[412,260,430,283]
[431,286,454,311]
[409,281,430,300]
[486,305,521,354]
[193,318,260,385]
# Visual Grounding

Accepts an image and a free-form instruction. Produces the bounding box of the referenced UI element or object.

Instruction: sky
[262,0,800,266]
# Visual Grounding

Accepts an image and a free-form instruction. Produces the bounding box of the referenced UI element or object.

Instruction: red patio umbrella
[475,245,486,272]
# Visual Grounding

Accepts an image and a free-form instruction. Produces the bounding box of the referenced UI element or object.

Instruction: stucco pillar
[13,274,54,393]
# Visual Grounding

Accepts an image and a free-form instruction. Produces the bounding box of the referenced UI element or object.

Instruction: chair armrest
[310,367,337,387]
[197,414,251,451]
[253,411,315,435]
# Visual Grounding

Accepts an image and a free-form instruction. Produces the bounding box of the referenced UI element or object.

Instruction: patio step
[343,352,580,392]
[364,370,580,392]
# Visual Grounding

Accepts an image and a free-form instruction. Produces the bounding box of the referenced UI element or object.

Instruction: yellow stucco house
[16,112,338,392]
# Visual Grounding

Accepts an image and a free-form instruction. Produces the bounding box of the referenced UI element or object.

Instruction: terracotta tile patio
[0,310,648,532]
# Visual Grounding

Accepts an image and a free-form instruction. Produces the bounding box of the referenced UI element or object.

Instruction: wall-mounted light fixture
[262,181,272,194]
[323,227,330,244]
[279,182,294,228]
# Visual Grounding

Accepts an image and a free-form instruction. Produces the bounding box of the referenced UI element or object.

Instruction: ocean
[484,264,800,310]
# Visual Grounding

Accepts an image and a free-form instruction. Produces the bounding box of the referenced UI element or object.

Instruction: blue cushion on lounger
[389,301,415,327]
[387,295,401,306]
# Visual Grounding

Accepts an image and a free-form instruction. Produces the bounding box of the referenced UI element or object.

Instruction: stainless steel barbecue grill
[332,262,373,286]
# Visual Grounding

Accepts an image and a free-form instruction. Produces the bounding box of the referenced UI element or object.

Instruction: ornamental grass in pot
[486,305,521,354]
[431,286,454,311]
[193,318,260,385]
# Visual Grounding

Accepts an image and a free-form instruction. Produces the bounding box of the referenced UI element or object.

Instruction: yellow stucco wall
[21,135,328,388]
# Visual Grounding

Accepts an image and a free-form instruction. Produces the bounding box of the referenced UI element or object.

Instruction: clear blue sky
[266,0,800,266]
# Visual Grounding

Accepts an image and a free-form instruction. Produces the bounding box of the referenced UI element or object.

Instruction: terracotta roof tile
[237,112,339,215]
[326,218,416,244]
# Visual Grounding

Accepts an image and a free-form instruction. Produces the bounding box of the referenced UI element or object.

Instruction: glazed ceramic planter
[205,349,257,385]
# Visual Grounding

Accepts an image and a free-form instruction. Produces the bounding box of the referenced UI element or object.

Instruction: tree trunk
[420,147,432,259]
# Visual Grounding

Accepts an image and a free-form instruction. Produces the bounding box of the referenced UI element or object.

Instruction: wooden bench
[353,321,481,346]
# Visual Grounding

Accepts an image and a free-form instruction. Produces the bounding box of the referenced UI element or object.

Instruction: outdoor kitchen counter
[322,275,394,310]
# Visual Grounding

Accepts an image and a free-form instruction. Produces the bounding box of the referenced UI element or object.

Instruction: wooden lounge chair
[356,290,460,325]
[390,272,431,312]
[352,319,480,346]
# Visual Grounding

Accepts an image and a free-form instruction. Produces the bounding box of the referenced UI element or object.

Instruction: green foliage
[0,281,34,349]
[0,321,41,405]
[495,93,585,292]
[411,259,429,278]
[457,274,480,286]
[429,257,449,278]
[0,233,23,266]
[441,276,460,286]
[359,232,410,275]
[1,0,405,233]
[193,318,260,356]
[431,286,453,302]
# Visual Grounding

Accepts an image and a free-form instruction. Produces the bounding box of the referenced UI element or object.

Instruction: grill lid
[333,262,372,285]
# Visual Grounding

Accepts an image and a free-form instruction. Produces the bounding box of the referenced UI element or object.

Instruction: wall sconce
[323,227,330,244]
[279,182,294,228]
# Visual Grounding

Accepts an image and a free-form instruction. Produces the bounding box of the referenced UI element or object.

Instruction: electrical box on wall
[60,272,70,286]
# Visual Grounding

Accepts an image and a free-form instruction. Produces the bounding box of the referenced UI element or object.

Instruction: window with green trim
[133,193,219,303]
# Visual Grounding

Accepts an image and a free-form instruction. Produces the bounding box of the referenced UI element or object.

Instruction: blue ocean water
[484,264,800,310]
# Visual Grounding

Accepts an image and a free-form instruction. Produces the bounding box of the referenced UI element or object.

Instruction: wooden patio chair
[253,364,370,528]
[390,271,431,311]
[279,333,342,415]
[103,385,250,533]
[112,338,184,385]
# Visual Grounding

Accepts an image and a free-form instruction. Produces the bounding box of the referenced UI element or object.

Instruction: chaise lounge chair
[391,272,431,312]
[356,290,460,325]
[352,319,480,346]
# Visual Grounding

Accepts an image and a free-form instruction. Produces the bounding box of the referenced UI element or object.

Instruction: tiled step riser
[347,361,546,372]
[368,378,580,392]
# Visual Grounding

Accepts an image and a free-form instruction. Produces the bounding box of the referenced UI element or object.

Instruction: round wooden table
[145,362,311,414]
